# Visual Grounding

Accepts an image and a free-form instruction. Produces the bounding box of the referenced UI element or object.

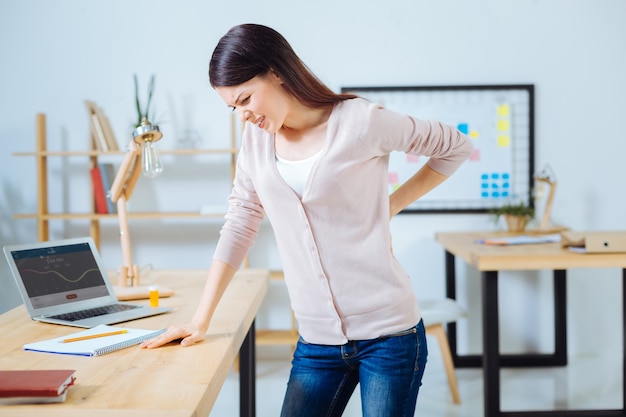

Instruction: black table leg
[444,248,626,416]
[553,269,567,366]
[623,268,626,412]
[445,250,568,368]
[239,320,256,417]
[445,250,459,361]
[483,270,501,417]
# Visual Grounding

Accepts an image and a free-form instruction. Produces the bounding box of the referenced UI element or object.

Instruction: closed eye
[229,95,250,112]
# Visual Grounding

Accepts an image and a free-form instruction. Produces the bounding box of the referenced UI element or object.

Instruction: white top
[275,150,322,197]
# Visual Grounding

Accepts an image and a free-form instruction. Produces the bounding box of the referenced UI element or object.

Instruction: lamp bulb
[142,141,163,178]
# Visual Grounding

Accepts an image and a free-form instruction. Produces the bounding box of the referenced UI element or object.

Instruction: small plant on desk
[490,203,535,232]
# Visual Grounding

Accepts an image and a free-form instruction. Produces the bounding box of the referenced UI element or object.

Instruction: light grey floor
[211,348,621,416]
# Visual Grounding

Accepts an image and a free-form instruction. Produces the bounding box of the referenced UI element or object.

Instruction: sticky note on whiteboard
[497,104,510,116]
[497,135,510,147]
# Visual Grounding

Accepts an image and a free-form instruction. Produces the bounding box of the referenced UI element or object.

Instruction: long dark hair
[209,24,357,107]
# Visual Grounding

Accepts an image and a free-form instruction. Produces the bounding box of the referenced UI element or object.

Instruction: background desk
[436,231,626,417]
[0,268,269,417]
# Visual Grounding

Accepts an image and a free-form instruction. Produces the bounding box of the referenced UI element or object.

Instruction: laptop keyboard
[48,304,140,322]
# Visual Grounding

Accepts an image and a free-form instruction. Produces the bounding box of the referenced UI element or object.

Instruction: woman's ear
[268,68,283,84]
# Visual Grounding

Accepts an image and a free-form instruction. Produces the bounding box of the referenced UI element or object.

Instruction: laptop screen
[9,242,110,309]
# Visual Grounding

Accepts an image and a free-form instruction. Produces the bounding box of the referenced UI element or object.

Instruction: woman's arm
[140,260,237,348]
[389,164,448,218]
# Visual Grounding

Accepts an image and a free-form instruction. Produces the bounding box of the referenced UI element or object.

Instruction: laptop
[3,237,171,328]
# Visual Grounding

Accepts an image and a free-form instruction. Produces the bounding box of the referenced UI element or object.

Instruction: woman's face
[215,72,290,134]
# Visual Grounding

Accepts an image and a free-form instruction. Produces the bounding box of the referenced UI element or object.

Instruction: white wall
[1,0,625,358]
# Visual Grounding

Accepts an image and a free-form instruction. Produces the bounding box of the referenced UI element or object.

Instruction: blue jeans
[280,319,428,417]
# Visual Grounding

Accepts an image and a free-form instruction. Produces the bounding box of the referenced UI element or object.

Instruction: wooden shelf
[14,211,228,220]
[256,329,298,346]
[13,148,238,157]
[270,270,285,280]
[14,113,238,245]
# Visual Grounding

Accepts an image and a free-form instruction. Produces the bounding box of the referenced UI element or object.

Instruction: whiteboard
[342,85,534,213]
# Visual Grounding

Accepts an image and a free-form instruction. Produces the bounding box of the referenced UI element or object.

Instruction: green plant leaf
[145,75,155,122]
[134,74,142,127]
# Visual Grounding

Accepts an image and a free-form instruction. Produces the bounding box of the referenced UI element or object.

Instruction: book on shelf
[90,166,109,214]
[23,324,166,357]
[99,111,119,151]
[84,100,119,151]
[0,369,76,405]
[89,113,109,152]
[98,163,117,214]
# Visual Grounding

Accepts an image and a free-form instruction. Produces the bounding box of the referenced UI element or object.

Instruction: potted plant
[490,202,535,232]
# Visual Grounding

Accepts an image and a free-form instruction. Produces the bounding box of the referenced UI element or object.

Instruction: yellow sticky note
[497,120,509,131]
[497,104,510,117]
[470,130,479,139]
[497,135,510,147]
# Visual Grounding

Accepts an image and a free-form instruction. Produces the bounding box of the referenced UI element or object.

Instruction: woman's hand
[140,323,207,349]
[140,261,237,350]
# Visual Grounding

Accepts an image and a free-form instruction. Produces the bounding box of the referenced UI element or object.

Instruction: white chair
[419,298,467,404]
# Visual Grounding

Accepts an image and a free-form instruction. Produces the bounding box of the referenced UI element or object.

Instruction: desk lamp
[532,165,567,233]
[108,117,172,299]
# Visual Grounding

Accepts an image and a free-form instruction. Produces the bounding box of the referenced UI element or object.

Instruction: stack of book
[0,369,76,404]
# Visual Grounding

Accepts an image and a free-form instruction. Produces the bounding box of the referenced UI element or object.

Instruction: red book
[90,166,109,214]
[0,369,76,404]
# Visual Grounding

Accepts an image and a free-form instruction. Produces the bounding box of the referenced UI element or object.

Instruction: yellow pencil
[61,329,128,343]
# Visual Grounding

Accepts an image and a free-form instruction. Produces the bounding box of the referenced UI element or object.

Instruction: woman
[141,23,473,417]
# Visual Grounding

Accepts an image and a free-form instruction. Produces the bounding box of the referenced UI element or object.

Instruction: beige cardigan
[214,98,473,345]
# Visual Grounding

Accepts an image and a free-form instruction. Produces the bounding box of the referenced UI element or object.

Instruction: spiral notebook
[23,324,166,357]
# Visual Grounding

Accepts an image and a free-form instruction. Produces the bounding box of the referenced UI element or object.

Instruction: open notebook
[23,324,166,356]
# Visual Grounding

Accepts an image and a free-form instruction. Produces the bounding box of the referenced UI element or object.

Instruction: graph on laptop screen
[10,243,109,309]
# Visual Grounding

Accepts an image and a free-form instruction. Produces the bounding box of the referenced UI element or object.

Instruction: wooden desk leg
[482,271,501,417]
[239,320,256,417]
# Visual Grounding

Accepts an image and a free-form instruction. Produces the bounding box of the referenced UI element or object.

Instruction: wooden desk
[0,268,269,417]
[436,231,626,417]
